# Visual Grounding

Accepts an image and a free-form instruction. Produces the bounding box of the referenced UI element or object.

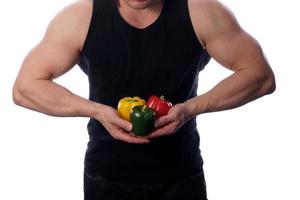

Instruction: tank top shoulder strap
[164,0,189,19]
[80,0,114,57]
[163,0,203,49]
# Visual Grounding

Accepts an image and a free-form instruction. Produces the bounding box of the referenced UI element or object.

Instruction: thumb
[114,117,132,132]
[155,115,173,128]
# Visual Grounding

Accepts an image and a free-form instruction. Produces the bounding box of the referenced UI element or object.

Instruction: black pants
[84,171,208,200]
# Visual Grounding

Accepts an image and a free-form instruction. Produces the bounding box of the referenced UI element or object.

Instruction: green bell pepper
[130,105,155,136]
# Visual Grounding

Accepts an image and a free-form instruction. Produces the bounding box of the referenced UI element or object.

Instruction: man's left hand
[143,103,190,139]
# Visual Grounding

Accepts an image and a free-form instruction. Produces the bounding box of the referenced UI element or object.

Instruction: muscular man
[13,0,276,199]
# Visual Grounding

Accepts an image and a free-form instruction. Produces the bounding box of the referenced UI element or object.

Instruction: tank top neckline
[113,0,167,31]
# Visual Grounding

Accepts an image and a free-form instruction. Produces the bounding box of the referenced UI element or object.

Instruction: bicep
[207,29,269,71]
[19,38,79,81]
[16,1,92,82]
[196,1,270,72]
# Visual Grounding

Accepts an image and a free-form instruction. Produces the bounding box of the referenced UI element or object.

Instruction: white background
[1,0,299,200]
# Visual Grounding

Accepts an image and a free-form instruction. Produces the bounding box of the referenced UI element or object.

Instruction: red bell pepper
[146,95,173,119]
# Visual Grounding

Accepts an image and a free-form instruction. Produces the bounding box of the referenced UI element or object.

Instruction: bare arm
[145,0,276,138]
[184,0,276,116]
[13,1,93,117]
[13,0,149,144]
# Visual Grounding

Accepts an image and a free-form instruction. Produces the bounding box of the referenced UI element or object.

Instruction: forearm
[13,79,100,118]
[184,68,275,118]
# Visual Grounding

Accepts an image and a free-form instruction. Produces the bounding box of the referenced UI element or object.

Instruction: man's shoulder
[61,0,93,50]
[188,0,240,47]
[63,0,93,16]
[190,0,240,33]
[188,0,227,15]
[77,0,93,9]
[188,0,215,7]
[47,0,93,29]
[42,0,94,51]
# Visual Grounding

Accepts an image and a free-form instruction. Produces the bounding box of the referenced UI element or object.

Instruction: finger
[155,115,173,128]
[112,117,132,132]
[113,129,150,144]
[119,134,150,144]
[144,124,175,139]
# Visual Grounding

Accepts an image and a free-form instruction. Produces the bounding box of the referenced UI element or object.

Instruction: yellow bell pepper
[117,96,146,121]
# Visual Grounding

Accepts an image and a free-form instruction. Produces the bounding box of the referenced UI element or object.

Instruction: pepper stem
[160,95,165,100]
[142,105,147,112]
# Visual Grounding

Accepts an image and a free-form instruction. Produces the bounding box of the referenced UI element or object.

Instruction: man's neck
[117,0,164,29]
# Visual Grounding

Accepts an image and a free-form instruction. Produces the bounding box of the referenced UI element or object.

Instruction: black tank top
[78,0,211,184]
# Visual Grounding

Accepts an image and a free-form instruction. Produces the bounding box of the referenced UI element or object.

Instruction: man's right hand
[93,104,150,144]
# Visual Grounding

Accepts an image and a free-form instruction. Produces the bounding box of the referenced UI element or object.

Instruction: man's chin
[124,0,153,10]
